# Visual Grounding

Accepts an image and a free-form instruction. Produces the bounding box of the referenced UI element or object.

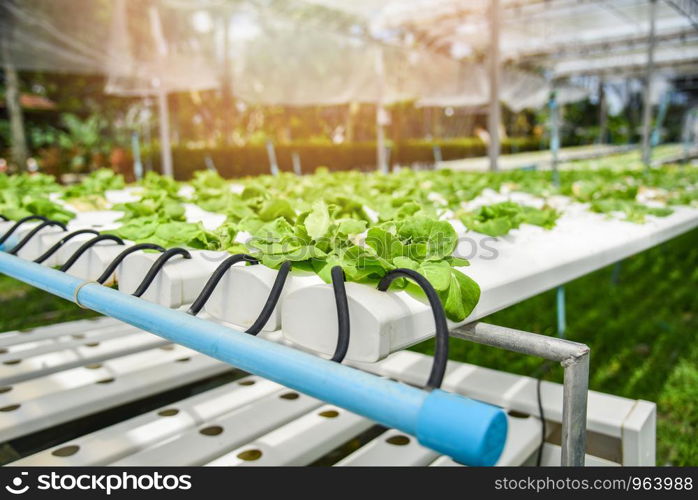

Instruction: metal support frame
[597,79,607,145]
[131,132,144,181]
[157,88,174,177]
[291,152,302,175]
[451,321,590,467]
[549,88,561,186]
[641,0,658,167]
[266,140,279,176]
[488,0,501,172]
[651,89,672,148]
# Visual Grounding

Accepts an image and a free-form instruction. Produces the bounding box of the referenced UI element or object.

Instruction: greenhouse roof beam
[551,47,698,77]
[520,28,698,61]
[665,0,698,31]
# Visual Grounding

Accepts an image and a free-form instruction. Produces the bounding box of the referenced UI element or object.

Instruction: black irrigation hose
[132,248,192,298]
[0,215,48,245]
[330,266,350,363]
[59,234,125,273]
[533,361,554,467]
[187,253,259,316]
[96,243,167,285]
[245,261,292,336]
[536,377,546,467]
[0,215,8,221]
[8,220,67,255]
[34,229,100,264]
[378,268,448,391]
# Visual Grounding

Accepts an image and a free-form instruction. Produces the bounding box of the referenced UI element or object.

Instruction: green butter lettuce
[114,192,185,222]
[107,217,220,250]
[363,216,479,321]
[460,201,560,237]
[589,199,673,223]
[0,172,74,223]
[62,169,124,200]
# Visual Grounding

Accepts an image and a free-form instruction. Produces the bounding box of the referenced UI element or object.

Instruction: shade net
[2,0,694,107]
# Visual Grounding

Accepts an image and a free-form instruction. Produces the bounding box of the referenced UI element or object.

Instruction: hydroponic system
[1,161,696,466]
[1,0,698,471]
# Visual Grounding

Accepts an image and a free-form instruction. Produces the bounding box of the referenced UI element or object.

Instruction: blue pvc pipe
[0,251,507,466]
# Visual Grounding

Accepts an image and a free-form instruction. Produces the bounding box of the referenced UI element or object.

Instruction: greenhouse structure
[0,0,697,478]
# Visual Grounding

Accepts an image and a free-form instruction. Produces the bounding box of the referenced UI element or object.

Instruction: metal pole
[157,88,174,177]
[597,79,607,145]
[550,89,561,186]
[488,0,502,172]
[204,155,218,173]
[651,90,672,148]
[266,140,279,176]
[291,152,302,175]
[0,251,507,467]
[131,132,143,181]
[562,350,589,467]
[641,0,658,167]
[376,49,388,174]
[432,144,443,165]
[451,322,590,466]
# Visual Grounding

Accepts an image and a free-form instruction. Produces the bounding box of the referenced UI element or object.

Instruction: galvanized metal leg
[452,322,590,466]
[641,0,658,167]
[561,347,589,466]
[488,0,501,172]
[549,89,560,186]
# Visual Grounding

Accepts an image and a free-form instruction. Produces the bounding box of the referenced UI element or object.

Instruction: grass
[0,276,99,332]
[413,228,698,466]
[0,229,696,465]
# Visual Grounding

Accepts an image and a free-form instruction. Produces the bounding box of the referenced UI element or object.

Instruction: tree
[1,7,28,170]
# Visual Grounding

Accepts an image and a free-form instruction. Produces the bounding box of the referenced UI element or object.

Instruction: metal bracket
[451,321,589,466]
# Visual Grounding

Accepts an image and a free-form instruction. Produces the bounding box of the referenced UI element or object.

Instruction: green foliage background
[150,137,543,180]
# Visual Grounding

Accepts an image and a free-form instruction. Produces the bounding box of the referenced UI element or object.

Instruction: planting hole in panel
[199,426,224,436]
[158,408,179,417]
[508,410,532,419]
[386,435,411,446]
[237,449,262,461]
[52,445,80,457]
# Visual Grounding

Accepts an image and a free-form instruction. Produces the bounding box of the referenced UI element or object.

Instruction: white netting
[2,0,695,108]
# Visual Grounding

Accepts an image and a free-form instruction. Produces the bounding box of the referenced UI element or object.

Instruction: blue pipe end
[416,389,508,466]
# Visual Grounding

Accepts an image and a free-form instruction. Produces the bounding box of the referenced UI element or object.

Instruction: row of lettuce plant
[2,163,697,321]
